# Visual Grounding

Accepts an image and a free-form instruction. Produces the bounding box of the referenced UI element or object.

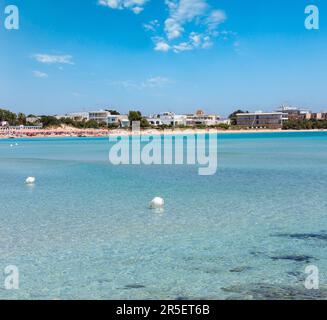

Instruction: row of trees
[0,109,27,126]
[40,116,106,129]
[283,119,327,130]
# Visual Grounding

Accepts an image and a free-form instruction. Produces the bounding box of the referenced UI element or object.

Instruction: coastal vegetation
[128,111,150,128]
[0,108,24,125]
[2,107,327,132]
[40,116,104,129]
[0,108,107,129]
[282,119,327,130]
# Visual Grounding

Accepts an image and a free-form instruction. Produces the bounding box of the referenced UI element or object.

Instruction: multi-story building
[63,110,130,127]
[276,105,311,120]
[88,110,110,124]
[186,109,220,126]
[236,112,288,129]
[306,112,327,121]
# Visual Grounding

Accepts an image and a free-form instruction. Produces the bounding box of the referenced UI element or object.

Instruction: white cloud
[99,0,229,53]
[164,0,208,40]
[32,54,74,65]
[168,32,213,53]
[33,71,48,78]
[98,0,148,14]
[109,76,172,89]
[153,39,171,52]
[155,0,227,53]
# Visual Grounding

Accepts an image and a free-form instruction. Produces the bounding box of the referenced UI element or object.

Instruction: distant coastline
[1,128,327,139]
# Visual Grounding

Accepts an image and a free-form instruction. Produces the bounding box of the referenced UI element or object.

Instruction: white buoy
[10,144,13,147]
[149,197,164,209]
[25,177,36,185]
[15,143,18,146]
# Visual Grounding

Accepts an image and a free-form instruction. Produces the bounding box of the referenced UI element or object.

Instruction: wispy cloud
[143,20,160,32]
[109,76,172,89]
[144,76,171,88]
[32,54,74,65]
[33,71,48,79]
[98,0,149,14]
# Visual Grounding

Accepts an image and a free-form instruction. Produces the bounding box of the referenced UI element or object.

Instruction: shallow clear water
[1,132,327,300]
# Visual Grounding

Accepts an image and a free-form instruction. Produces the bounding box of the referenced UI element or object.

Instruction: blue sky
[1,0,326,116]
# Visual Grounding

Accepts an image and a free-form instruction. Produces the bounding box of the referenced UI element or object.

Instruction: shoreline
[1,128,327,140]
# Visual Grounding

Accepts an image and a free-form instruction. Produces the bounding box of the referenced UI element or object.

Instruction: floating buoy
[149,197,164,209]
[25,177,36,185]
[10,144,13,147]
[15,143,18,146]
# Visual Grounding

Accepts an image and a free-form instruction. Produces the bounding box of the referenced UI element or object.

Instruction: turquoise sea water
[1,132,327,300]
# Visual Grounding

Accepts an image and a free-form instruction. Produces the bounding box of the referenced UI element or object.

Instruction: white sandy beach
[1,127,327,139]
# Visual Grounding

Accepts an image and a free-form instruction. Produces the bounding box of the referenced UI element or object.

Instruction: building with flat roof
[236,112,288,129]
[146,115,163,126]
[159,112,187,126]
[306,112,327,121]
[88,110,110,124]
[107,114,130,128]
[186,110,220,126]
[276,105,311,120]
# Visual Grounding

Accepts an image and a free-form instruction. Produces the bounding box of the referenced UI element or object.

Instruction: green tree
[128,111,142,123]
[282,119,327,130]
[40,116,61,128]
[140,118,150,128]
[106,109,120,115]
[17,112,26,125]
[217,123,230,130]
[84,120,100,129]
[0,108,17,125]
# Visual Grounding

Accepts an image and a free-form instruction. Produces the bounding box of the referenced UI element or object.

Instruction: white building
[107,114,130,128]
[88,110,110,124]
[186,110,220,126]
[119,116,130,128]
[159,112,187,126]
[107,114,120,126]
[64,110,130,128]
[146,115,163,126]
